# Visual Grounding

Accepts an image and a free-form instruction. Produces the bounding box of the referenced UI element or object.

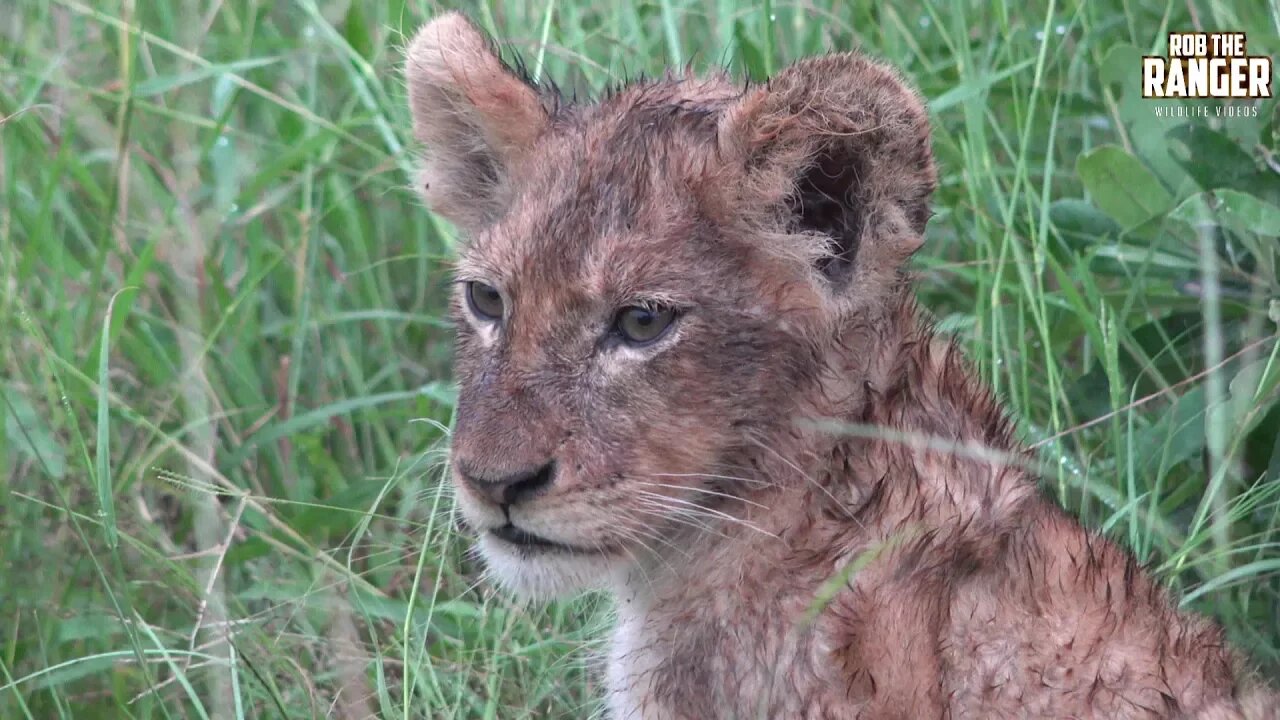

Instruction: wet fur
[404,13,1277,719]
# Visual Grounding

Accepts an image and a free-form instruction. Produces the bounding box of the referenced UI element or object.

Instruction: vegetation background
[3,0,1279,717]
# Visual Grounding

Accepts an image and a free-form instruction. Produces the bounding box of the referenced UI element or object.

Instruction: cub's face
[406,14,934,598]
[447,145,810,597]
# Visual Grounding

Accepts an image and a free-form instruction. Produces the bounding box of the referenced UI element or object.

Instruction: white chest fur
[606,581,670,720]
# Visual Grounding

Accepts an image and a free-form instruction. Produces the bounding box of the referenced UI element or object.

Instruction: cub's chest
[604,581,851,719]
[602,538,954,719]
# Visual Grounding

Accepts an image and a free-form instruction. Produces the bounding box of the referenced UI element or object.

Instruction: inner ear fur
[404,12,550,234]
[717,53,936,290]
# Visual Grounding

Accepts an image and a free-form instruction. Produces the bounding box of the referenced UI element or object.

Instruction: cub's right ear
[405,13,550,234]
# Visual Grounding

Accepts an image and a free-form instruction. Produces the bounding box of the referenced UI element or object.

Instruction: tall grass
[2,0,1278,717]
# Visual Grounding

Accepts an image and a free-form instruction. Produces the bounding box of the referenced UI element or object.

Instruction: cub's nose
[457,461,555,507]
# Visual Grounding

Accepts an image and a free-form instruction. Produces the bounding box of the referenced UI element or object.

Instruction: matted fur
[404,13,1277,719]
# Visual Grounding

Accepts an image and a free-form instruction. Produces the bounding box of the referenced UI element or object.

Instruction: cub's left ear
[405,12,550,234]
[716,53,936,291]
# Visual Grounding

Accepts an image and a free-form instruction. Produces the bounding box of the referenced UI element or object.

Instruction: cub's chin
[476,532,622,600]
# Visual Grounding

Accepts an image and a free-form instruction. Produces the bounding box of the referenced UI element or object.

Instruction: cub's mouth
[489,523,588,554]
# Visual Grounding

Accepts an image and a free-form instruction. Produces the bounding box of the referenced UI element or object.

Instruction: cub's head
[405,12,935,598]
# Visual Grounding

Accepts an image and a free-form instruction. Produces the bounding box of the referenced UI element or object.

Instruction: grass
[2,0,1278,717]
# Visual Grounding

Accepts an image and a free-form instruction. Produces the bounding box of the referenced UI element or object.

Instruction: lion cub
[405,13,1276,719]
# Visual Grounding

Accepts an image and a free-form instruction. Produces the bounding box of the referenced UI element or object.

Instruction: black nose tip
[458,461,555,507]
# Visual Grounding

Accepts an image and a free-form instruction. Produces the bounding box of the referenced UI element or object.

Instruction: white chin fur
[477,534,619,600]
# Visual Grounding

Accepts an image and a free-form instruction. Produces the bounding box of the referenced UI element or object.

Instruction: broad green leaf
[1263,101,1280,151]
[1133,385,1206,477]
[1049,198,1122,246]
[1228,356,1280,432]
[1167,124,1280,200]
[1076,145,1173,231]
[1169,190,1280,237]
[1100,44,1192,190]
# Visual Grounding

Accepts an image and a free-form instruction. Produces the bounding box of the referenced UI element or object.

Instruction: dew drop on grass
[918,16,931,28]
[1055,24,1066,36]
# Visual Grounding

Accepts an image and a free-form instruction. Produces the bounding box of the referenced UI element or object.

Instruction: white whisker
[648,470,774,487]
[634,479,771,510]
[633,489,779,540]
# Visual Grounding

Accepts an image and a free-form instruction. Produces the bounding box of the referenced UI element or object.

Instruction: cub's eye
[614,305,676,345]
[466,281,504,321]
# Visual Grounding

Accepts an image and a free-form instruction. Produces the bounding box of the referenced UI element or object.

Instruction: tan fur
[404,13,1278,719]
